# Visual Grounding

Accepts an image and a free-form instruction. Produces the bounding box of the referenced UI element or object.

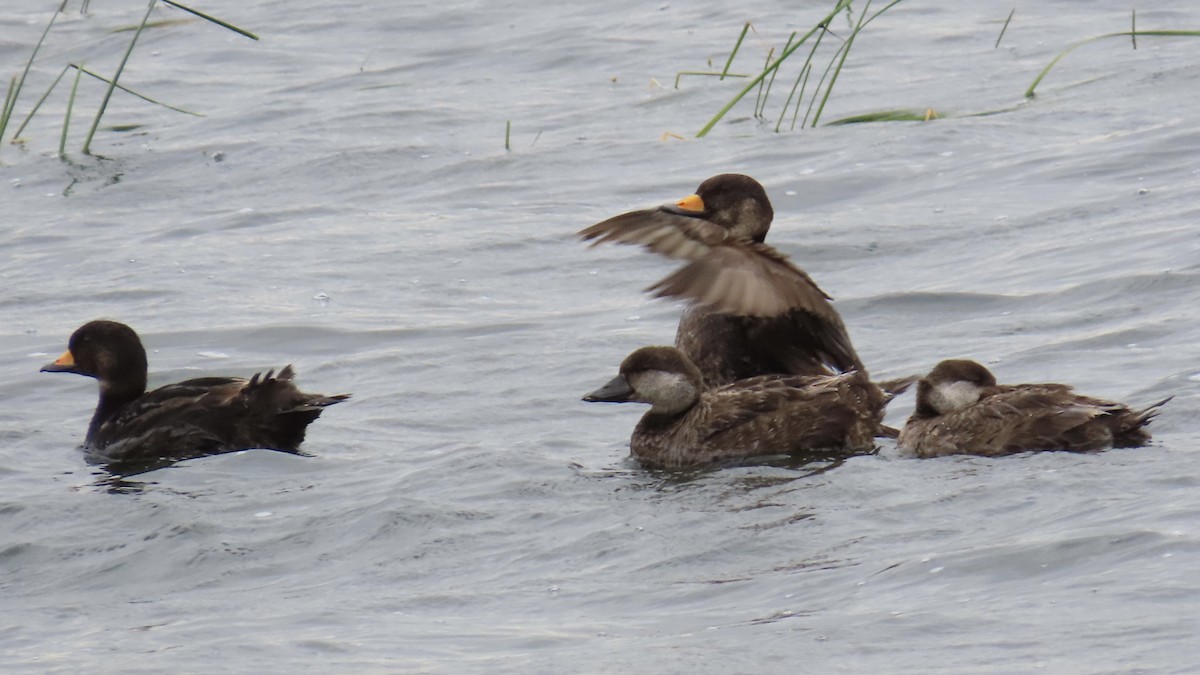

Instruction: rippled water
[3,1,1200,672]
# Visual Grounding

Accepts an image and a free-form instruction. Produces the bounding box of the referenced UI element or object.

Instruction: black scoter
[584,345,887,469]
[579,173,870,389]
[42,319,349,472]
[898,359,1169,458]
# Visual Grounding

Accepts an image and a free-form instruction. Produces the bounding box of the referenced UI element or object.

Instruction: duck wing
[927,385,1119,455]
[700,373,877,452]
[579,207,730,260]
[92,367,349,471]
[581,208,835,317]
[648,242,836,318]
[583,208,862,375]
[92,377,249,467]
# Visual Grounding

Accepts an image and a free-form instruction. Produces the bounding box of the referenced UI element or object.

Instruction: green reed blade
[759,33,795,119]
[777,26,827,131]
[677,22,752,89]
[1025,30,1200,98]
[11,64,70,139]
[5,0,70,142]
[779,61,811,132]
[674,71,749,89]
[161,0,259,40]
[827,109,935,124]
[110,18,197,33]
[697,0,852,137]
[811,0,902,127]
[83,0,157,155]
[802,39,846,129]
[73,64,203,116]
[996,9,1015,49]
[720,22,751,80]
[0,76,17,143]
[754,47,774,118]
[60,63,84,157]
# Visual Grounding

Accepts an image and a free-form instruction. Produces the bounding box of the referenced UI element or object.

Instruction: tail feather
[299,393,352,410]
[1113,396,1172,448]
[877,374,918,397]
[1130,396,1172,428]
[237,366,349,452]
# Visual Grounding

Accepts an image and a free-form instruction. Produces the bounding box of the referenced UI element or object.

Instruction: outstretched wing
[582,205,864,376]
[579,207,730,260]
[648,242,836,318]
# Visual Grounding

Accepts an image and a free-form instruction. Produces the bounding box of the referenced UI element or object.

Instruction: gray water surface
[2,1,1200,672]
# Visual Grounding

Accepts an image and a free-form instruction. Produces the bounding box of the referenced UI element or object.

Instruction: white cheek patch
[631,370,696,414]
[929,380,982,413]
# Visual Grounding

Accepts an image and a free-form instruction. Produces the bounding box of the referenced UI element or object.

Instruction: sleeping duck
[579,173,869,389]
[898,359,1169,458]
[41,319,349,473]
[583,345,885,469]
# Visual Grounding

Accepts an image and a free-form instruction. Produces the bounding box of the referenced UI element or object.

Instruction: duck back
[899,383,1167,458]
[675,305,864,389]
[91,366,349,468]
[631,370,880,468]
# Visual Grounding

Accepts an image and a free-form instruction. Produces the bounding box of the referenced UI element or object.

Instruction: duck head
[584,346,703,417]
[41,320,149,398]
[914,359,998,417]
[662,173,774,243]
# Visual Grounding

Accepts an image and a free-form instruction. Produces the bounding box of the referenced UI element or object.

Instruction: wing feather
[579,208,729,260]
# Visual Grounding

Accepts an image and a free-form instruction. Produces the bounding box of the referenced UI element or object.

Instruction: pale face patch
[629,370,697,416]
[927,380,983,414]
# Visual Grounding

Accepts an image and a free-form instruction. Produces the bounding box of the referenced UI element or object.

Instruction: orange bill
[41,349,77,373]
[674,193,705,212]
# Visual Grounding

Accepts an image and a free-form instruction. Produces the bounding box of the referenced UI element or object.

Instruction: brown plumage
[41,320,349,473]
[583,346,885,469]
[898,359,1169,458]
[578,173,867,389]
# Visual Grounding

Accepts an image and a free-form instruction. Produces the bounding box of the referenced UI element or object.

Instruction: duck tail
[1113,396,1173,448]
[877,374,919,398]
[876,424,901,439]
[865,374,918,439]
[243,365,351,452]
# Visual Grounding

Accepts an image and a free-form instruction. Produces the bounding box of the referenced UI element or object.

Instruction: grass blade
[160,0,259,40]
[777,27,827,131]
[60,63,84,157]
[1025,30,1200,98]
[827,108,939,124]
[758,33,795,119]
[697,0,852,137]
[73,64,203,116]
[11,64,70,139]
[781,61,811,132]
[801,38,847,128]
[83,0,158,155]
[676,23,753,89]
[811,0,903,127]
[995,9,1015,49]
[810,0,872,127]
[754,47,774,118]
[1131,10,1137,49]
[505,120,511,151]
[674,71,749,88]
[0,76,17,143]
[720,22,751,80]
[5,0,70,142]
